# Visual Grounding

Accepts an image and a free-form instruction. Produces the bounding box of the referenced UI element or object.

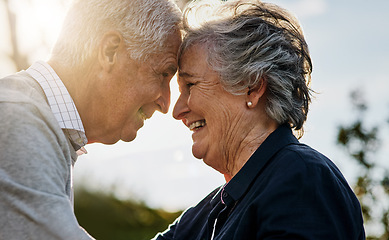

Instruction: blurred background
[1,0,388,239]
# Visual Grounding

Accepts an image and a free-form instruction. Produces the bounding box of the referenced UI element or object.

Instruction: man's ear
[246,78,267,108]
[98,31,122,72]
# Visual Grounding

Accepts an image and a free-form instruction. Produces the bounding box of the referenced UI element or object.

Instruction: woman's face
[173,44,248,174]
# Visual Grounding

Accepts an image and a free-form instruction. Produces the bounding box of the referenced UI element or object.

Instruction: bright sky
[1,0,389,222]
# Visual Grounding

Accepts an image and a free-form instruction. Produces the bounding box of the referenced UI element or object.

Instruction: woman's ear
[98,31,122,72]
[246,79,267,108]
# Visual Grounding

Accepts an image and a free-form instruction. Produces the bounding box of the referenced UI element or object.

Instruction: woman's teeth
[189,120,206,131]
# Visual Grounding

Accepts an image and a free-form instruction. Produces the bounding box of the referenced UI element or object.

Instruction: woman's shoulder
[257,142,349,192]
[276,142,337,171]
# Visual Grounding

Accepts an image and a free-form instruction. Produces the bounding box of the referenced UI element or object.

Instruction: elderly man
[0,0,181,239]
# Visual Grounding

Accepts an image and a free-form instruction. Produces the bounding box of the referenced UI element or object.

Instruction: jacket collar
[224,124,299,202]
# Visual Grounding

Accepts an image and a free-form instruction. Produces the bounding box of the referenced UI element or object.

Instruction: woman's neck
[224,120,279,182]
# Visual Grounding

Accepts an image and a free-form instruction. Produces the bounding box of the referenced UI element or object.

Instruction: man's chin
[99,139,121,145]
[121,131,137,143]
[90,128,139,145]
[96,134,137,145]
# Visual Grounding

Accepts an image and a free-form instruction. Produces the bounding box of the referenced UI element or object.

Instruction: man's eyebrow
[167,64,178,74]
[178,71,193,78]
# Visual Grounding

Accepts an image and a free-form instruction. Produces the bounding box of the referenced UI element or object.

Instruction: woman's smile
[189,120,206,131]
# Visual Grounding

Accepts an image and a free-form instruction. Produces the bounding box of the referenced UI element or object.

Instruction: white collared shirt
[26,61,87,156]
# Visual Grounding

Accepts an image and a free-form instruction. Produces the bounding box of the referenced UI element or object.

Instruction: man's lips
[139,108,151,121]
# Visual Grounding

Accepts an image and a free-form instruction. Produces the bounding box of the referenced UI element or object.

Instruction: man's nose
[155,85,171,114]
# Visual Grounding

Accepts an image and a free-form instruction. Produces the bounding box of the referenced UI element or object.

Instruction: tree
[337,89,389,239]
[74,187,181,240]
[2,0,29,71]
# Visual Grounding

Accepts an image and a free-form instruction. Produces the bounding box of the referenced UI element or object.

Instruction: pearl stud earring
[247,101,253,107]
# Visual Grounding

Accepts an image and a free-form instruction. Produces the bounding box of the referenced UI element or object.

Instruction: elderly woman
[154,0,365,239]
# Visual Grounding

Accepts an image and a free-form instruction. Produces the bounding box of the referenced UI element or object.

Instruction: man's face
[87,30,181,144]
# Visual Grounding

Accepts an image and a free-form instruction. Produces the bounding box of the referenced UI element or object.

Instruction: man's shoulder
[0,71,58,135]
[0,71,46,104]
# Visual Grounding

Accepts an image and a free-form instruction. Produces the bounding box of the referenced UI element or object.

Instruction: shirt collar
[26,61,88,154]
[224,124,299,202]
[209,186,224,207]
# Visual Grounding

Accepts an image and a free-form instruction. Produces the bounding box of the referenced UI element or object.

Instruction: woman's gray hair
[180,0,313,136]
[51,0,181,67]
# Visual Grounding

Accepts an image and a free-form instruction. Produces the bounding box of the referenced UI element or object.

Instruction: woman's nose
[173,93,190,120]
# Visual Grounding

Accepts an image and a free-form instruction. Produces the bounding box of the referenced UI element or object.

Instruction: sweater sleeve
[0,100,94,239]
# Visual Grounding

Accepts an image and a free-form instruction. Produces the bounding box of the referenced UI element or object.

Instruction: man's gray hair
[51,0,181,67]
[180,0,313,136]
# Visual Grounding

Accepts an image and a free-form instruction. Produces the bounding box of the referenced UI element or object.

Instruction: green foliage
[337,120,378,169]
[74,187,182,240]
[337,89,389,239]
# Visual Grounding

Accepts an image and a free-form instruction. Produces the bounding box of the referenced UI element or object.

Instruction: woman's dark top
[154,124,365,240]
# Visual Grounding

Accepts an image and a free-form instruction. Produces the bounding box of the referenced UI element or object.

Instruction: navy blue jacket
[154,125,365,240]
